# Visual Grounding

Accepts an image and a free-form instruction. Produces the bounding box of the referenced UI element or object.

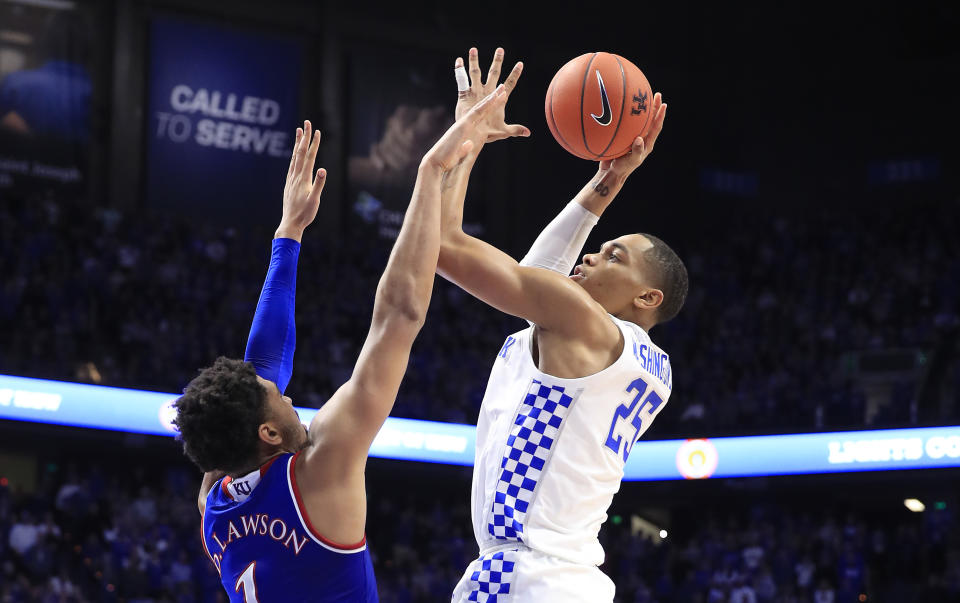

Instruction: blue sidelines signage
[2,374,959,480]
[624,428,960,480]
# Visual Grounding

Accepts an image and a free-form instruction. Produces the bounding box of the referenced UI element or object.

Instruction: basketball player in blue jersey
[440,49,685,602]
[172,87,514,602]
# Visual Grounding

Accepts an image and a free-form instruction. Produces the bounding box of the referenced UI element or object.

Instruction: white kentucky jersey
[470,315,672,566]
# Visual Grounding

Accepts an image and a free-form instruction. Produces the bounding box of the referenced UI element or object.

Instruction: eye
[608,252,619,262]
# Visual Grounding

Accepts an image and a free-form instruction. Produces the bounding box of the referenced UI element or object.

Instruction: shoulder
[198,475,226,516]
[531,278,619,344]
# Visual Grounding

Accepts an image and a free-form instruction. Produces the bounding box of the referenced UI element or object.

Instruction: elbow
[438,245,454,275]
[438,233,466,274]
[374,277,428,327]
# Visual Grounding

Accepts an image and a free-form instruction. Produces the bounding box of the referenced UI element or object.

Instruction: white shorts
[451,545,615,602]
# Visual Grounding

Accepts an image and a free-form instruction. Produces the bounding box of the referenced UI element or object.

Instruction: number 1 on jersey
[235,561,260,602]
[604,376,664,461]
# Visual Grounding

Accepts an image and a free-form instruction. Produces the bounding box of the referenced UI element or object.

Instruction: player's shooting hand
[454,47,529,144]
[277,120,326,241]
[423,85,509,172]
[598,92,667,177]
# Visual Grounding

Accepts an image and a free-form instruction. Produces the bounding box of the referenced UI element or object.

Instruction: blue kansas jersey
[202,452,378,602]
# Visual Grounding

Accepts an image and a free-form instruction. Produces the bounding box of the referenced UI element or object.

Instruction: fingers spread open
[454,57,469,95]
[291,122,309,177]
[503,61,524,95]
[308,168,327,203]
[468,47,482,92]
[304,128,322,177]
[486,47,504,88]
[287,127,303,178]
[505,124,530,138]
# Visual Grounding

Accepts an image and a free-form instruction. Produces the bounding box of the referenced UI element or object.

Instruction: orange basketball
[545,52,653,160]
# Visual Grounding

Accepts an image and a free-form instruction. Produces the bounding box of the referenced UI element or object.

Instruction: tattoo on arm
[592,176,610,197]
[441,168,458,191]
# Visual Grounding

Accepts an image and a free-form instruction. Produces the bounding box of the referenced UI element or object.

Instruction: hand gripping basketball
[598,92,667,176]
[453,47,530,143]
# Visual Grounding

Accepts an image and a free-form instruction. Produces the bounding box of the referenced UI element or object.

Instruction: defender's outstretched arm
[303,87,509,470]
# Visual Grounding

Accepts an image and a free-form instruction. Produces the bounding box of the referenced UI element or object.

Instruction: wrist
[600,166,633,188]
[274,222,305,242]
[418,158,446,177]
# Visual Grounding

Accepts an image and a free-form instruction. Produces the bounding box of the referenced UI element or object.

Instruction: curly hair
[639,233,689,325]
[173,357,267,473]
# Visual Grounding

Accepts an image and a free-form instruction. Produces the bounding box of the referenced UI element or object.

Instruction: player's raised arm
[243,121,325,390]
[520,92,665,274]
[195,121,325,512]
[437,48,667,335]
[302,87,509,467]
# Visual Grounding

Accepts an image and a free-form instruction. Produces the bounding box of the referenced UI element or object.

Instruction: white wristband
[520,201,599,275]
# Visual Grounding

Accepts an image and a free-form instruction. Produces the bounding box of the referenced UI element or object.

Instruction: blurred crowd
[662,200,960,435]
[2,458,957,602]
[0,460,220,602]
[0,195,957,435]
[604,500,960,603]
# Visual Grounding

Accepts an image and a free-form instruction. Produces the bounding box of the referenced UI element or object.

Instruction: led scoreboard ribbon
[2,374,959,480]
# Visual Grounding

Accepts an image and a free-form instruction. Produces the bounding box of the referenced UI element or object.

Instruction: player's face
[570,234,654,313]
[258,376,309,452]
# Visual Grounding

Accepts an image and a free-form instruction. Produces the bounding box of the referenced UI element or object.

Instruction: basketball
[545,52,653,160]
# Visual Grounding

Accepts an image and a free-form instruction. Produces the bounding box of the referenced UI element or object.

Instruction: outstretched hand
[598,92,667,177]
[423,85,509,172]
[277,120,326,240]
[454,47,529,143]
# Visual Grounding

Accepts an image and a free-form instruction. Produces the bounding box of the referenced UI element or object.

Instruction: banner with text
[146,17,301,220]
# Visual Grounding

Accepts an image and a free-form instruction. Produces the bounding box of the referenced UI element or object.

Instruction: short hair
[173,357,267,473]
[639,233,689,325]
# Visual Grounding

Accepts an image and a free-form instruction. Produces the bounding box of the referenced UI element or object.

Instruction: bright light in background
[4,374,960,479]
[659,529,668,539]
[904,498,926,512]
[4,0,76,10]
[0,30,34,44]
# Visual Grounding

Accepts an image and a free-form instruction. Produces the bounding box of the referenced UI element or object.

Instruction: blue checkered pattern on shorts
[487,379,574,541]
[467,549,517,602]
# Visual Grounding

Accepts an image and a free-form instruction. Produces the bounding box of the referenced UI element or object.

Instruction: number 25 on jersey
[603,376,663,462]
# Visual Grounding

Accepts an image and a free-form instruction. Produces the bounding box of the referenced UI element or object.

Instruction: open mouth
[570,265,585,281]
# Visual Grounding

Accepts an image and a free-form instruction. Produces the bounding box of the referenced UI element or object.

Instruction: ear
[257,421,284,447]
[633,288,664,311]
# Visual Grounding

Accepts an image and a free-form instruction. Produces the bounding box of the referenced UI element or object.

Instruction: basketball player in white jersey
[442,48,684,601]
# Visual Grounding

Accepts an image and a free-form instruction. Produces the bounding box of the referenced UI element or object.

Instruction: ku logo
[631,90,648,115]
[233,480,252,496]
[498,336,516,360]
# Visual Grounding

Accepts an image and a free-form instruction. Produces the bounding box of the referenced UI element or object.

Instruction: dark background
[1,0,956,429]
[21,0,951,252]
[0,1,958,600]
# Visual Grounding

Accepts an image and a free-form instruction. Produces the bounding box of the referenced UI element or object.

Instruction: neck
[613,308,655,332]
[231,450,286,479]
